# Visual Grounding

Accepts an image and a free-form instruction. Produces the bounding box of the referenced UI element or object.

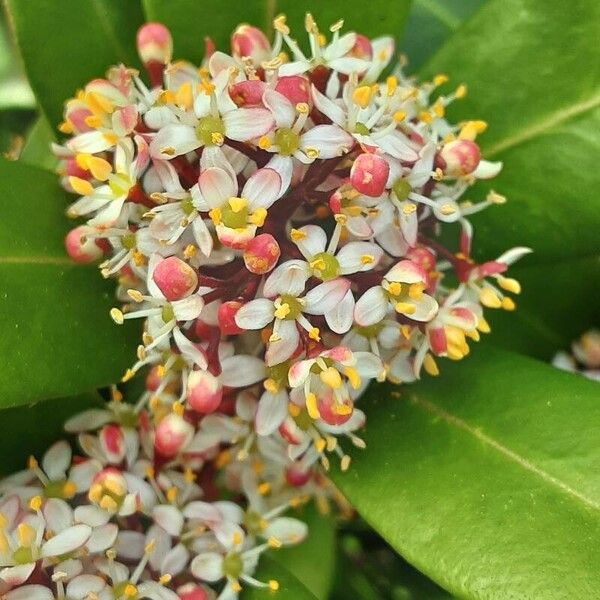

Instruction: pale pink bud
[440,140,481,177]
[177,583,212,600]
[350,34,372,60]
[231,24,270,64]
[285,465,312,487]
[64,226,106,264]
[99,424,125,464]
[187,370,223,413]
[406,246,436,273]
[153,256,198,301]
[155,413,194,458]
[350,153,389,197]
[218,301,245,335]
[243,234,280,274]
[136,23,173,65]
[274,75,311,106]
[230,80,267,107]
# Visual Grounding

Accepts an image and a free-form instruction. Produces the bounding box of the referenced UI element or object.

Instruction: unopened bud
[440,139,481,177]
[187,370,223,413]
[64,226,106,264]
[154,413,194,458]
[218,301,245,335]
[274,75,311,105]
[137,23,173,65]
[243,234,281,274]
[231,24,270,64]
[350,153,389,197]
[153,256,198,301]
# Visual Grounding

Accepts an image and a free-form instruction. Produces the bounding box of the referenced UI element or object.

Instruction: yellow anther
[208,207,222,226]
[309,327,321,342]
[306,393,320,419]
[264,378,279,394]
[309,257,326,271]
[230,581,242,593]
[432,100,445,118]
[341,455,351,472]
[166,487,178,504]
[158,574,172,585]
[386,76,398,97]
[145,539,156,555]
[479,288,502,309]
[144,466,155,480]
[326,436,337,452]
[402,203,417,215]
[127,289,144,303]
[440,203,456,216]
[305,147,319,159]
[211,132,224,145]
[423,353,439,376]
[258,136,271,150]
[296,102,309,114]
[408,283,424,300]
[454,84,467,99]
[433,74,449,86]
[183,244,197,260]
[400,324,412,340]
[418,111,433,124]
[320,367,342,389]
[58,120,73,134]
[69,176,94,196]
[257,482,271,496]
[487,190,507,204]
[132,250,145,266]
[315,438,326,453]
[288,402,301,417]
[360,254,375,265]
[290,228,306,242]
[334,403,352,416]
[273,14,290,35]
[249,207,267,227]
[29,496,42,512]
[232,531,242,546]
[17,523,35,547]
[268,332,281,343]
[387,281,402,296]
[184,468,196,484]
[103,133,118,146]
[497,277,521,294]
[88,156,112,181]
[352,86,372,109]
[27,455,39,470]
[395,302,416,315]
[84,115,102,129]
[344,367,361,390]
[465,328,480,342]
[268,580,280,591]
[304,12,317,33]
[459,120,487,141]
[172,401,185,417]
[110,308,124,325]
[432,167,444,181]
[215,449,231,468]
[393,110,407,123]
[274,302,291,320]
[237,449,248,461]
[476,317,491,334]
[228,197,247,213]
[501,297,516,311]
[124,584,138,598]
[175,82,193,110]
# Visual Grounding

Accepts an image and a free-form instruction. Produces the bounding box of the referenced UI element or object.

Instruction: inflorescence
[0,14,530,600]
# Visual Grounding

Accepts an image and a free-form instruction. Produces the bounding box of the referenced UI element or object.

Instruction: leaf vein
[0,255,72,266]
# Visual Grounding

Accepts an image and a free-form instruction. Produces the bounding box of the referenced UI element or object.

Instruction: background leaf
[0,159,137,407]
[6,0,144,127]
[19,116,57,169]
[401,0,485,71]
[331,348,600,598]
[421,0,600,264]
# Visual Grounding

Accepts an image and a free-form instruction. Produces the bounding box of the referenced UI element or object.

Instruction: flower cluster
[553,330,600,382]
[0,13,530,599]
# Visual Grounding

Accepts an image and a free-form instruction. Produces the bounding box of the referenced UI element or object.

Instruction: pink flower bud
[64,226,106,264]
[317,395,353,426]
[153,256,198,301]
[64,158,89,179]
[136,23,173,65]
[406,246,436,273]
[440,140,481,177]
[285,464,312,487]
[218,301,245,335]
[187,370,223,413]
[230,80,267,107]
[350,34,372,61]
[231,24,270,64]
[155,413,194,458]
[99,424,125,464]
[177,584,212,600]
[64,103,93,133]
[350,153,389,197]
[243,234,280,274]
[274,76,311,106]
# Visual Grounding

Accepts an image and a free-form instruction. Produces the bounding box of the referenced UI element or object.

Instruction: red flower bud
[231,24,270,64]
[243,233,280,274]
[155,413,194,458]
[440,139,481,177]
[153,256,198,301]
[136,23,173,65]
[187,370,223,413]
[218,301,245,335]
[64,226,106,264]
[350,153,389,197]
[317,395,353,426]
[230,80,267,107]
[274,76,311,106]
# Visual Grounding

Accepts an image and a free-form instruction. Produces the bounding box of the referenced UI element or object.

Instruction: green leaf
[0,159,137,407]
[6,0,144,127]
[142,0,268,63]
[0,393,101,476]
[243,555,318,600]
[272,505,336,600]
[483,255,600,359]
[275,0,412,47]
[331,348,600,598]
[421,0,600,264]
[401,0,485,71]
[19,116,57,170]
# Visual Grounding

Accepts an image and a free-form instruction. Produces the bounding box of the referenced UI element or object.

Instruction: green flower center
[274,127,300,156]
[181,197,195,216]
[354,122,370,135]
[393,178,413,201]
[223,553,243,579]
[196,116,225,146]
[276,295,304,320]
[13,546,35,565]
[310,252,340,281]
[244,510,266,536]
[162,305,175,323]
[221,200,248,229]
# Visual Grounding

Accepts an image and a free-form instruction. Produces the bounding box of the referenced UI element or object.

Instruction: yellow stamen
[274,302,291,319]
[264,378,278,394]
[502,297,516,311]
[423,353,439,376]
[352,86,372,109]
[320,367,342,389]
[258,136,271,150]
[257,482,271,496]
[228,197,247,213]
[290,228,306,242]
[306,392,320,419]
[69,176,94,196]
[268,580,280,591]
[395,302,416,315]
[386,76,397,97]
[479,288,502,309]
[393,110,406,123]
[497,277,521,294]
[387,282,402,296]
[249,207,267,227]
[29,496,42,512]
[309,327,321,342]
[433,74,449,86]
[124,584,138,598]
[344,367,361,390]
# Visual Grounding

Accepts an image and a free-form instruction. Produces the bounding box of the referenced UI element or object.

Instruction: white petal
[86,524,118,553]
[409,294,439,322]
[152,505,184,537]
[220,355,266,387]
[42,498,73,533]
[311,85,345,126]
[172,295,204,321]
[288,359,315,388]
[262,89,295,129]
[42,440,71,480]
[173,327,207,369]
[192,217,214,257]
[264,517,308,545]
[190,552,223,582]
[235,299,274,330]
[265,155,293,194]
[353,351,384,378]
[223,107,274,141]
[69,459,102,493]
[337,242,383,274]
[256,391,288,436]
[198,167,237,209]
[243,168,281,209]
[68,131,113,154]
[354,286,387,326]
[297,224,327,257]
[264,260,309,297]
[41,524,91,557]
[377,131,418,161]
[495,246,533,266]
[5,585,54,600]
[472,159,502,179]
[161,543,189,576]
[303,278,351,314]
[150,124,199,159]
[64,409,112,433]
[66,576,106,600]
[300,125,354,159]
[266,319,300,367]
[0,564,35,587]
[74,504,110,527]
[324,288,355,334]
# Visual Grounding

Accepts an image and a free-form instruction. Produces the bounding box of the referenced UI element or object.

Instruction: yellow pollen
[423,353,440,376]
[249,207,267,227]
[132,251,145,267]
[258,136,271,150]
[309,327,321,341]
[400,324,412,339]
[459,120,486,140]
[208,207,222,226]
[27,455,39,470]
[305,147,319,159]
[183,244,197,260]
[230,581,242,593]
[288,402,301,417]
[306,393,320,419]
[479,288,502,309]
[84,115,102,128]
[17,523,35,547]
[121,369,135,383]
[487,190,506,204]
[341,455,351,471]
[175,82,193,110]
[477,317,491,333]
[296,102,309,114]
[352,86,371,109]
[315,437,326,453]
[103,133,118,146]
[402,203,417,216]
[433,74,449,86]
[99,495,118,511]
[418,111,433,124]
[172,401,185,417]
[211,132,224,145]
[360,254,374,265]
[432,100,445,118]
[393,110,406,123]
[268,580,280,591]
[145,540,156,555]
[264,378,279,394]
[232,531,242,546]
[184,468,196,484]
[502,297,516,311]
[440,203,456,216]
[144,466,155,480]
[110,308,124,325]
[334,403,352,416]
[455,84,467,99]
[408,283,424,300]
[166,487,178,504]
[29,496,42,512]
[127,289,144,303]
[257,482,271,496]
[158,575,172,586]
[320,367,342,389]
[58,120,73,134]
[386,76,397,96]
[215,449,231,468]
[274,302,291,320]
[69,176,94,196]
[498,277,521,294]
[387,282,402,296]
[290,228,306,242]
[124,584,138,598]
[309,257,326,271]
[344,367,361,390]
[228,197,247,213]
[395,302,416,315]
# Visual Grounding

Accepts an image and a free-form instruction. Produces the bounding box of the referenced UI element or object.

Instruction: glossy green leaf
[6,0,144,127]
[331,348,600,598]
[19,116,57,170]
[276,0,412,47]
[482,255,600,360]
[0,159,137,407]
[401,0,484,71]
[142,0,268,63]
[0,393,101,476]
[272,505,336,600]
[422,0,600,264]
[243,555,318,600]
